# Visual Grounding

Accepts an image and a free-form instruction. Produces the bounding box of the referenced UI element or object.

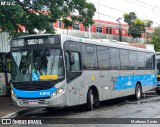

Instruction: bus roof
[13,34,155,53]
[15,34,54,39]
[62,35,155,53]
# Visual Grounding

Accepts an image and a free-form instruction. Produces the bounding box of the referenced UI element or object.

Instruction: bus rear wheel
[135,84,142,100]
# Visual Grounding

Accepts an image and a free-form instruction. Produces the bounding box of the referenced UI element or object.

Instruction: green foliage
[145,20,153,28]
[150,27,160,51]
[123,12,146,38]
[0,0,96,38]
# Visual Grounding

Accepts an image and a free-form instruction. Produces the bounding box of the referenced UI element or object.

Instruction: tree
[150,27,160,52]
[0,0,96,38]
[123,12,146,38]
[145,20,153,28]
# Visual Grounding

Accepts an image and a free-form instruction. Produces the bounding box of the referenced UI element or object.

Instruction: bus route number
[28,39,43,45]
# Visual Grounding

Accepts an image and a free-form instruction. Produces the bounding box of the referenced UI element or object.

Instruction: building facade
[0,19,154,52]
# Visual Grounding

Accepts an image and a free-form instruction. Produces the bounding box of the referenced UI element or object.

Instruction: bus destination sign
[27,39,43,45]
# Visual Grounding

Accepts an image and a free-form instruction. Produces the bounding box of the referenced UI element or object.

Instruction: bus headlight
[52,92,57,97]
[52,87,64,97]
[11,90,16,98]
[58,88,64,94]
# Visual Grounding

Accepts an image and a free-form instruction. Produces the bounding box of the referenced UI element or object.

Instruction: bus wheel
[135,84,142,100]
[87,89,94,111]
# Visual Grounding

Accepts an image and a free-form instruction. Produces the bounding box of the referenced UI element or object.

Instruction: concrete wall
[0,32,10,52]
[55,29,147,43]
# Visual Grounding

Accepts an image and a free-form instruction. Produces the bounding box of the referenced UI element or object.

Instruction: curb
[1,108,34,118]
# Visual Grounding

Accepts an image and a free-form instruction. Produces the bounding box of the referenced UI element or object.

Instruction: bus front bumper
[11,92,67,108]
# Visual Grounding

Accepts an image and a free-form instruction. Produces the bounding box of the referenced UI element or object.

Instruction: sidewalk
[0,96,25,118]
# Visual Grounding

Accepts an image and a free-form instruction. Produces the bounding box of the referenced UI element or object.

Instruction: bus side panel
[119,70,134,97]
[145,70,157,91]
[134,70,146,92]
[108,70,120,99]
[67,74,84,106]
[113,70,156,98]
[83,70,103,101]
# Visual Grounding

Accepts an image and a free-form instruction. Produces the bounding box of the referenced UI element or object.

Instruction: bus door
[64,41,83,106]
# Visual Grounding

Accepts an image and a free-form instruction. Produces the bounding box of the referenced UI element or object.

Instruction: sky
[88,0,160,27]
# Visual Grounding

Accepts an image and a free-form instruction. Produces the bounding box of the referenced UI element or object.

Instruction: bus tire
[87,89,94,111]
[135,83,142,100]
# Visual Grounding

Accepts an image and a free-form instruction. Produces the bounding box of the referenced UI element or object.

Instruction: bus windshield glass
[11,48,64,82]
[157,55,160,75]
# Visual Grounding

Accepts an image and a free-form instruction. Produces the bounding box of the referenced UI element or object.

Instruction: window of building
[109,48,120,70]
[96,26,102,33]
[72,24,80,30]
[106,27,112,34]
[97,46,110,70]
[58,20,62,28]
[120,49,129,69]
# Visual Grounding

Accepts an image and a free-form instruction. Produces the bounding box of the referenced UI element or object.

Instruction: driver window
[65,51,81,72]
[70,52,81,71]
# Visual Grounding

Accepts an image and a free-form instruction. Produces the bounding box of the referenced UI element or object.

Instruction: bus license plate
[28,100,39,105]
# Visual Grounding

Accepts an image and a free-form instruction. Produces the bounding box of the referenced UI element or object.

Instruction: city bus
[156,52,160,94]
[10,34,156,111]
[0,52,11,96]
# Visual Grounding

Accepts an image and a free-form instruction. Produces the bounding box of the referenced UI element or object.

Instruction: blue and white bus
[0,52,11,96]
[10,34,156,110]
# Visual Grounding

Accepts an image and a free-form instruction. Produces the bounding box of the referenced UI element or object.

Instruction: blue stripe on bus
[12,87,57,98]
[114,74,156,90]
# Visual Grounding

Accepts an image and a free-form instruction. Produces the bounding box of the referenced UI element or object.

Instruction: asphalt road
[5,91,160,127]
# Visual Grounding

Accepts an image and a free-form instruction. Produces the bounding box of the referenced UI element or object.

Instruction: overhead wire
[88,0,160,26]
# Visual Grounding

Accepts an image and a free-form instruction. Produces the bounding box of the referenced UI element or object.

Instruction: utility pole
[116,18,122,42]
[98,0,100,39]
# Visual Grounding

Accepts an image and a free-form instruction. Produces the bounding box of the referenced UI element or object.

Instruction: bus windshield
[157,57,160,75]
[11,48,64,82]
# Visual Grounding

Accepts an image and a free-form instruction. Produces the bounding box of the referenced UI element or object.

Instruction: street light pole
[98,0,100,39]
[117,18,122,42]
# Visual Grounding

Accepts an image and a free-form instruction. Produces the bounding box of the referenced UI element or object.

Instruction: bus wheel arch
[86,85,99,111]
[135,81,142,100]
